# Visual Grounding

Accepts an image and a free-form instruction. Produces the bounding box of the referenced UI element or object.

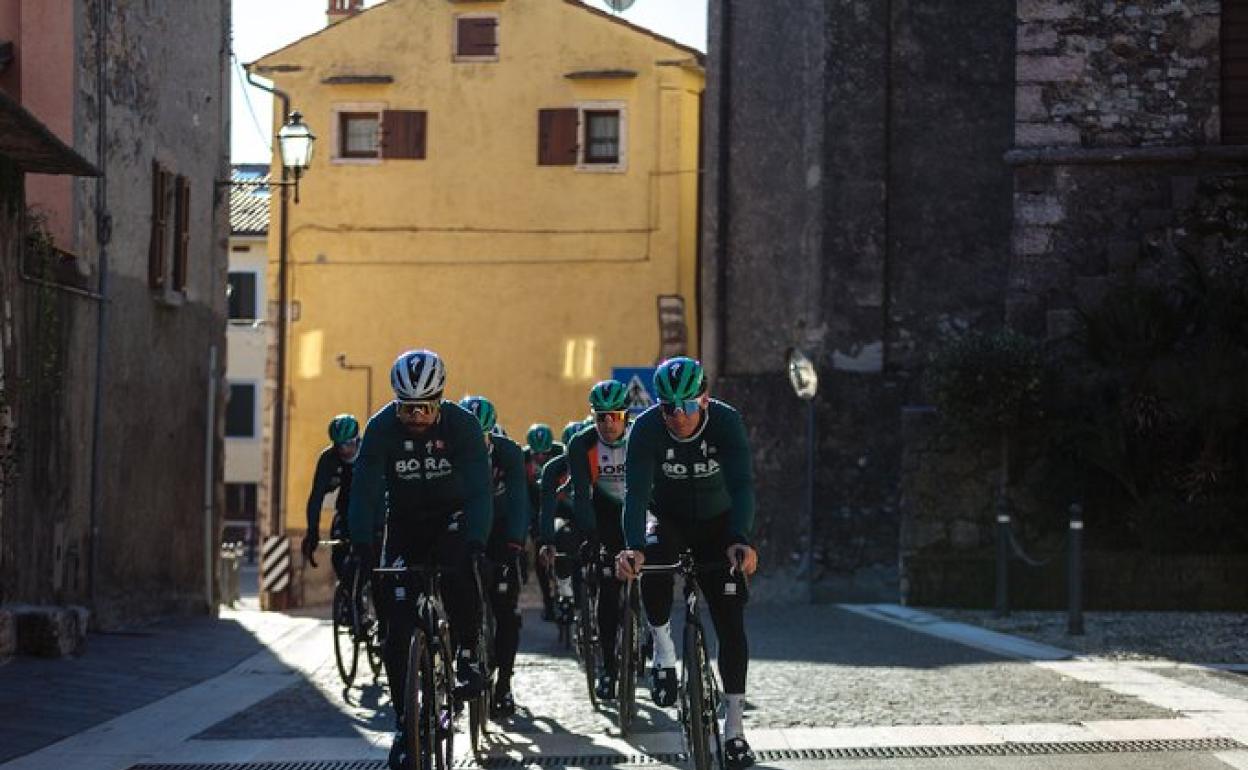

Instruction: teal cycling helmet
[327,414,360,444]
[653,356,705,403]
[588,379,628,411]
[561,420,582,446]
[527,423,554,453]
[459,395,497,434]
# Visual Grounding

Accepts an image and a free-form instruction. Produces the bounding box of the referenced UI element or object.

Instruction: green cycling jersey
[489,433,530,544]
[622,399,755,549]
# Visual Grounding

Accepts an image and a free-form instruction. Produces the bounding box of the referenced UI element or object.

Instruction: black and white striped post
[261,535,292,607]
[1067,502,1084,635]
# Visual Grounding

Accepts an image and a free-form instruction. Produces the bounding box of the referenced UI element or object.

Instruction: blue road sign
[612,366,657,415]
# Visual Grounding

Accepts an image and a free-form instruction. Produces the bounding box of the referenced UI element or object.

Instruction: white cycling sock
[557,577,573,598]
[724,693,745,741]
[651,622,677,668]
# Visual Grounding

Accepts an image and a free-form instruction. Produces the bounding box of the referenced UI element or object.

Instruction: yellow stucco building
[250,0,704,552]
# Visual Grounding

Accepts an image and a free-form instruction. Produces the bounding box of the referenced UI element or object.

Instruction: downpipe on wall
[87,0,112,611]
[203,345,217,611]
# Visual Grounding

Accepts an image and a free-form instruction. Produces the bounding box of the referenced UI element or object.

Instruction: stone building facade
[0,0,231,629]
[702,0,1246,604]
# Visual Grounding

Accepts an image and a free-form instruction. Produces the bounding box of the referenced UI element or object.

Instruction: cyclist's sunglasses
[593,410,628,424]
[660,399,702,417]
[396,399,440,417]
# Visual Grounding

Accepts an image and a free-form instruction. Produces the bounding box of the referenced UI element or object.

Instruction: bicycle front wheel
[433,623,456,770]
[616,582,639,735]
[682,622,715,770]
[332,582,359,687]
[577,582,599,709]
[404,628,433,770]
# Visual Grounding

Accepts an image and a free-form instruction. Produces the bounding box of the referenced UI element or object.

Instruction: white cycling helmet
[390,349,447,401]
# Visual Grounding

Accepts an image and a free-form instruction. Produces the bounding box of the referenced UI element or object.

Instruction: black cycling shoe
[649,666,677,707]
[490,686,516,719]
[594,673,617,701]
[387,728,412,770]
[454,653,485,699]
[724,737,756,770]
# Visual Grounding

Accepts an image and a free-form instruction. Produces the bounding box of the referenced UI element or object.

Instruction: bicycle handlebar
[317,539,346,547]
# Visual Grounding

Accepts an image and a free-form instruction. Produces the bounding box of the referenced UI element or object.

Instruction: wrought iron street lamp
[787,347,819,602]
[277,111,315,202]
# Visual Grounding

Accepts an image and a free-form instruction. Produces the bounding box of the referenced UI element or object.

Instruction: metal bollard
[1067,503,1084,635]
[994,496,1009,618]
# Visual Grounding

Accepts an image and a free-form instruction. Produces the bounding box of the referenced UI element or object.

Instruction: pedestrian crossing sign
[612,367,657,415]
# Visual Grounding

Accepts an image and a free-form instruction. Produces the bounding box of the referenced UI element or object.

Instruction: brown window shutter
[381,110,427,159]
[148,160,168,290]
[1224,2,1248,143]
[173,175,191,292]
[457,17,497,57]
[538,108,578,165]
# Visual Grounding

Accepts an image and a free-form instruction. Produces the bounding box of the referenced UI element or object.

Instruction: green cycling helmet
[328,414,360,444]
[458,395,497,434]
[654,356,705,403]
[527,423,554,453]
[588,379,628,411]
[561,420,582,446]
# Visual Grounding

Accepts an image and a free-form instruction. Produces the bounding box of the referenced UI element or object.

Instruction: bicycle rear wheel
[682,622,714,770]
[332,582,359,687]
[616,582,639,735]
[356,573,384,679]
[403,628,433,770]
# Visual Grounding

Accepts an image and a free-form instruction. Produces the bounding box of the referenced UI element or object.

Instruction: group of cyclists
[301,349,758,770]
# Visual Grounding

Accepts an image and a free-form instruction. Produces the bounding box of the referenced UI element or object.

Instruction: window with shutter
[455,15,498,60]
[584,111,621,164]
[538,108,579,166]
[381,110,427,159]
[339,112,380,158]
[148,160,169,290]
[172,175,191,292]
[1224,2,1248,143]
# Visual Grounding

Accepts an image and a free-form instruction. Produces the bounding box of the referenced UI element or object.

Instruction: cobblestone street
[3,594,1248,770]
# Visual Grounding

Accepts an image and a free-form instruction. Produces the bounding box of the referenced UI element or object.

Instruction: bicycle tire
[332,582,359,687]
[433,622,456,770]
[697,624,726,770]
[403,627,432,770]
[616,582,638,735]
[577,580,599,709]
[682,622,713,770]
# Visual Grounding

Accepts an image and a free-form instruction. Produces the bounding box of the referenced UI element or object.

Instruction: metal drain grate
[128,736,1246,769]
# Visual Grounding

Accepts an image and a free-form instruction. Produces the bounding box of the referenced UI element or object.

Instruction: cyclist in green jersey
[460,396,529,719]
[565,380,632,701]
[348,350,492,770]
[301,414,362,581]
[536,420,588,615]
[523,423,563,621]
[615,357,758,770]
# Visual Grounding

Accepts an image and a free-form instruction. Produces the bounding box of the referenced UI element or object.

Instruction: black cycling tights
[379,512,479,723]
[641,515,749,694]
[486,529,522,688]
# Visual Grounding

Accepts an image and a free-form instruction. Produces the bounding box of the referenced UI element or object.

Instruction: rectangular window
[455,15,498,60]
[538,108,579,166]
[584,110,621,164]
[226,383,257,438]
[172,175,191,292]
[148,160,170,290]
[381,110,428,159]
[339,112,380,158]
[1224,3,1248,143]
[228,272,258,321]
[224,483,258,523]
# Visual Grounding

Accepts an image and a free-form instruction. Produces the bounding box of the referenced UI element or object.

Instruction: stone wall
[703,0,1017,601]
[1016,0,1220,149]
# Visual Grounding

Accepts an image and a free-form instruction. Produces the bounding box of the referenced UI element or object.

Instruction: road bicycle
[468,556,499,760]
[615,577,646,735]
[638,551,738,770]
[322,539,382,687]
[374,562,457,770]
